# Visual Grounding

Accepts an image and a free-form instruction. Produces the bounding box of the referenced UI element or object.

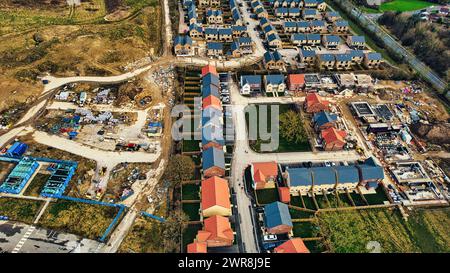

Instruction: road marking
[11,225,35,253]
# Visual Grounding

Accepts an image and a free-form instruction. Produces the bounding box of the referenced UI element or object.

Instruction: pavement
[0,221,103,253]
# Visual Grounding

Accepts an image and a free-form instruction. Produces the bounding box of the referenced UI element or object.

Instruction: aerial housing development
[0,0,449,258]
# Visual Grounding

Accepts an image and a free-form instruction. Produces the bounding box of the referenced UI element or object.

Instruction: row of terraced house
[187,65,235,253]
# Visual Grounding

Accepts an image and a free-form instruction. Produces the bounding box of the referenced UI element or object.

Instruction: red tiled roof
[274,238,310,253]
[306,93,329,108]
[187,242,207,253]
[201,65,218,77]
[201,176,231,211]
[202,95,222,110]
[278,187,291,203]
[197,215,234,242]
[321,127,347,144]
[252,162,278,183]
[288,74,305,85]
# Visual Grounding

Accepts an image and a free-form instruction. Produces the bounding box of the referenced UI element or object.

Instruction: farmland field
[318,207,450,253]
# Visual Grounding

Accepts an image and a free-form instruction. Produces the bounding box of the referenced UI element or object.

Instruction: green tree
[163,154,195,187]
[279,110,307,144]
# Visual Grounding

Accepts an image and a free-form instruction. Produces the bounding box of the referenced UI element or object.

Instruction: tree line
[378,11,450,81]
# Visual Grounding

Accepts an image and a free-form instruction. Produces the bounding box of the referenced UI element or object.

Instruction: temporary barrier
[140,211,165,222]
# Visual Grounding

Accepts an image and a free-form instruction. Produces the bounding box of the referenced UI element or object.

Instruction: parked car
[263,234,277,241]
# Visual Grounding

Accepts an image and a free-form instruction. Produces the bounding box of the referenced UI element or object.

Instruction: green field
[245,104,311,153]
[0,197,43,224]
[38,200,120,240]
[318,207,450,253]
[380,0,434,12]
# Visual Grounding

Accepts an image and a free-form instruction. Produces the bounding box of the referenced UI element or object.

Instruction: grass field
[245,104,311,153]
[38,199,120,240]
[118,216,164,253]
[0,197,43,224]
[318,207,450,253]
[380,0,434,12]
[23,173,51,197]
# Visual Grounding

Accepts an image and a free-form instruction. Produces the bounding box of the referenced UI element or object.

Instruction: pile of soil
[411,122,450,147]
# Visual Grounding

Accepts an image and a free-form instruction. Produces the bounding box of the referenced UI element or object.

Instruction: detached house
[304,92,330,113]
[201,176,231,217]
[322,35,340,49]
[287,74,305,93]
[309,20,326,33]
[264,74,286,94]
[299,49,316,65]
[267,33,283,49]
[347,35,366,50]
[240,75,262,95]
[364,52,382,69]
[325,11,341,22]
[333,20,349,33]
[251,161,279,189]
[320,127,347,151]
[302,8,318,20]
[196,215,234,247]
[232,25,247,38]
[264,202,293,235]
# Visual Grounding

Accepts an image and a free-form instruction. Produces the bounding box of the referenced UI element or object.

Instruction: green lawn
[182,203,200,221]
[182,139,200,153]
[380,0,434,12]
[318,207,450,253]
[289,208,315,219]
[182,184,200,201]
[293,222,318,238]
[256,188,279,205]
[246,104,311,153]
[364,187,389,205]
